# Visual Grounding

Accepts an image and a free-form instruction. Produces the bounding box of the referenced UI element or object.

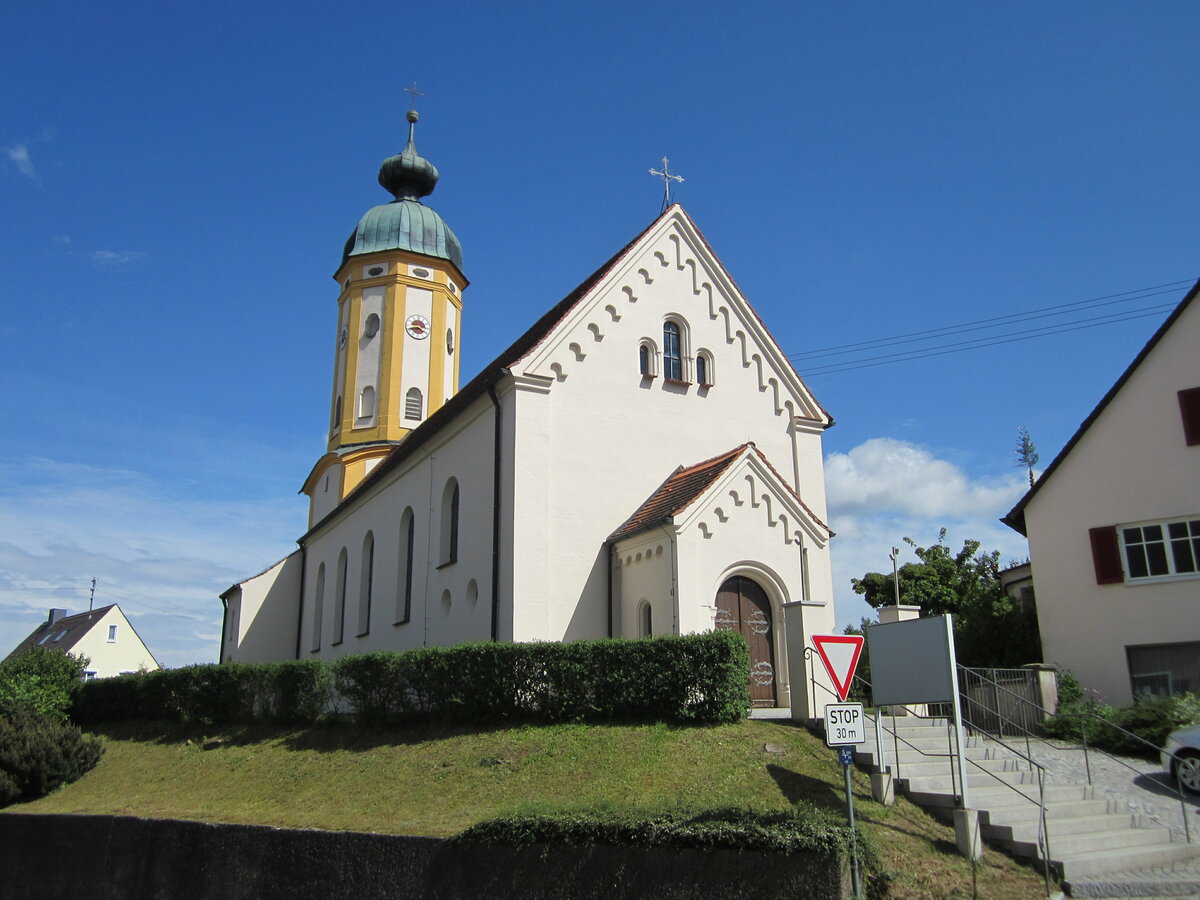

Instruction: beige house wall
[72,606,159,678]
[1023,296,1200,705]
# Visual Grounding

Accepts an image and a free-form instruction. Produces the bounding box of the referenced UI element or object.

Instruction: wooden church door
[715,576,776,707]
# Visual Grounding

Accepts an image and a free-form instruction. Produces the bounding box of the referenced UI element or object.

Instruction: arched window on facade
[357,532,374,636]
[358,385,376,419]
[333,548,348,644]
[640,601,653,637]
[311,563,325,652]
[396,508,414,625]
[663,320,683,381]
[333,396,342,431]
[696,350,713,387]
[405,387,423,421]
[639,344,651,376]
[440,478,460,566]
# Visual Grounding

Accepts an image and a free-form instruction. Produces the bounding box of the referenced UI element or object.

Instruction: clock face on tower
[339,325,348,349]
[405,315,430,339]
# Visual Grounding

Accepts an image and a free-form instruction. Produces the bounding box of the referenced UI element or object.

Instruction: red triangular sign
[811,635,864,702]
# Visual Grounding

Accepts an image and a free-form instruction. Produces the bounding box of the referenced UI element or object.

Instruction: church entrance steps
[846,712,1200,886]
[748,707,791,720]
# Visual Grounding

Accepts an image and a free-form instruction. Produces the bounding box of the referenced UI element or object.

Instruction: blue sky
[3,1,1198,666]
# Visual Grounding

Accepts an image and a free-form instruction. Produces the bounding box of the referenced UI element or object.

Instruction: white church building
[220,109,838,716]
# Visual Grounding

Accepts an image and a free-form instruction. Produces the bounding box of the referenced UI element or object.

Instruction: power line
[798,305,1174,377]
[788,278,1194,365]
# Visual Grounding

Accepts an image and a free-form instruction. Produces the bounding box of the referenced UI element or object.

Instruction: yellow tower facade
[303,109,466,526]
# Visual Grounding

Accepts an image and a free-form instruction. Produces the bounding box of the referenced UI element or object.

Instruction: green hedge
[71,659,333,727]
[1041,692,1200,758]
[457,806,886,897]
[72,632,750,727]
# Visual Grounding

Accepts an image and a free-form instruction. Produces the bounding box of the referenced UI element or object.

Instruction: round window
[364,313,380,338]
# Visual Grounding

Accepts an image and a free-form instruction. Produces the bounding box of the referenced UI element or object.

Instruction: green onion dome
[342,110,463,271]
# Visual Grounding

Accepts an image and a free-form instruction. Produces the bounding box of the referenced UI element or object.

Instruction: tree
[1014,426,1039,488]
[851,529,1042,668]
[0,647,90,721]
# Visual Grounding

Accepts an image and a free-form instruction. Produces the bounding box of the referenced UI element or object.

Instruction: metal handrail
[804,659,1054,894]
[957,665,1193,845]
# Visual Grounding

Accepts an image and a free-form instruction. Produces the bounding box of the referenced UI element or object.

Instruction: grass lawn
[8,718,1051,899]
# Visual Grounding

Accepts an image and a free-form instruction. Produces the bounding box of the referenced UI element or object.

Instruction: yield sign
[812,635,865,702]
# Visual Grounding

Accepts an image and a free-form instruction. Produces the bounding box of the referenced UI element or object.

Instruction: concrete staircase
[855,715,1200,886]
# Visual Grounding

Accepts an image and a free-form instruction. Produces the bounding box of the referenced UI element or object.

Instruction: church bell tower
[302,107,467,526]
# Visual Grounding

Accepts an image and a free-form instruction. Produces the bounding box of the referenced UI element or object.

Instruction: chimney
[48,608,69,625]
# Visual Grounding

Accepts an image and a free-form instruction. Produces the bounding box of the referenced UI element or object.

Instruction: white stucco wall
[508,213,834,654]
[73,607,159,678]
[295,396,497,661]
[222,551,303,663]
[1023,297,1200,705]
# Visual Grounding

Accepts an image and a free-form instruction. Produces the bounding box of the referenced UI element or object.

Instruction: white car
[1161,723,1200,795]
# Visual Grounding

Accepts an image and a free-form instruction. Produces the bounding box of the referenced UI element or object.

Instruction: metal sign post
[827,703,865,899]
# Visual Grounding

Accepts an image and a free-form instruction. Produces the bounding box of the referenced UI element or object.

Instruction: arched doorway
[715,576,776,707]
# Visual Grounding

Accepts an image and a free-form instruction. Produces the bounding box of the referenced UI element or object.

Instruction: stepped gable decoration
[811,634,864,702]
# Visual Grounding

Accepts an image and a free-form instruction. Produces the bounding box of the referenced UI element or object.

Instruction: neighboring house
[5,605,160,679]
[1003,279,1200,704]
[221,109,839,715]
[998,561,1035,615]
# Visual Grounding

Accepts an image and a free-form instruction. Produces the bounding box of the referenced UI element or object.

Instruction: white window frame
[107,624,118,643]
[1120,516,1200,583]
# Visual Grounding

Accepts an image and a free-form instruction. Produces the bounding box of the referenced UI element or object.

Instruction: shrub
[1042,692,1200,758]
[0,647,90,720]
[1055,669,1083,706]
[0,707,103,806]
[72,660,334,727]
[72,632,751,728]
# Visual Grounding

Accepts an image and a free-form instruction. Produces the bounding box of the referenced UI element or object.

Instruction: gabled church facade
[221,110,838,716]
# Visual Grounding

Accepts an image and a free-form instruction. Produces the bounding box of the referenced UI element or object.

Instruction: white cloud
[5,143,36,181]
[0,458,305,669]
[89,250,149,268]
[825,438,1031,631]
[826,437,1021,518]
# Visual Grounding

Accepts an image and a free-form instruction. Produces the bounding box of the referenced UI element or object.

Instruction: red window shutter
[1179,387,1200,446]
[1089,526,1124,585]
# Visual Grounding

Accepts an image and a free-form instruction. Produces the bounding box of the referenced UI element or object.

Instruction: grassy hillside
[7,719,1049,899]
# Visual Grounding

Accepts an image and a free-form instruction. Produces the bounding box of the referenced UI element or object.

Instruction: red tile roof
[609,443,833,543]
[609,445,750,542]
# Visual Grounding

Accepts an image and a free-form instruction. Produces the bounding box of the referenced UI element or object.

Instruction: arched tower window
[358,385,376,419]
[440,478,460,565]
[357,532,374,636]
[311,563,325,652]
[333,548,348,644]
[696,350,713,387]
[405,387,424,421]
[640,600,653,637]
[639,344,651,376]
[663,320,683,381]
[396,508,414,625]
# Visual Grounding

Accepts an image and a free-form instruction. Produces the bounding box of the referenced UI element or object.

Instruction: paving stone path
[982,735,1200,897]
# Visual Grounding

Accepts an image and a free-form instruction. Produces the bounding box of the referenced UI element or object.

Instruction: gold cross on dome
[649,156,684,206]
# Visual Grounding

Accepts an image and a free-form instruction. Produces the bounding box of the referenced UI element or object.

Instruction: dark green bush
[72,632,751,727]
[1042,692,1200,758]
[457,805,886,896]
[1055,669,1083,706]
[72,659,335,727]
[0,708,103,806]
